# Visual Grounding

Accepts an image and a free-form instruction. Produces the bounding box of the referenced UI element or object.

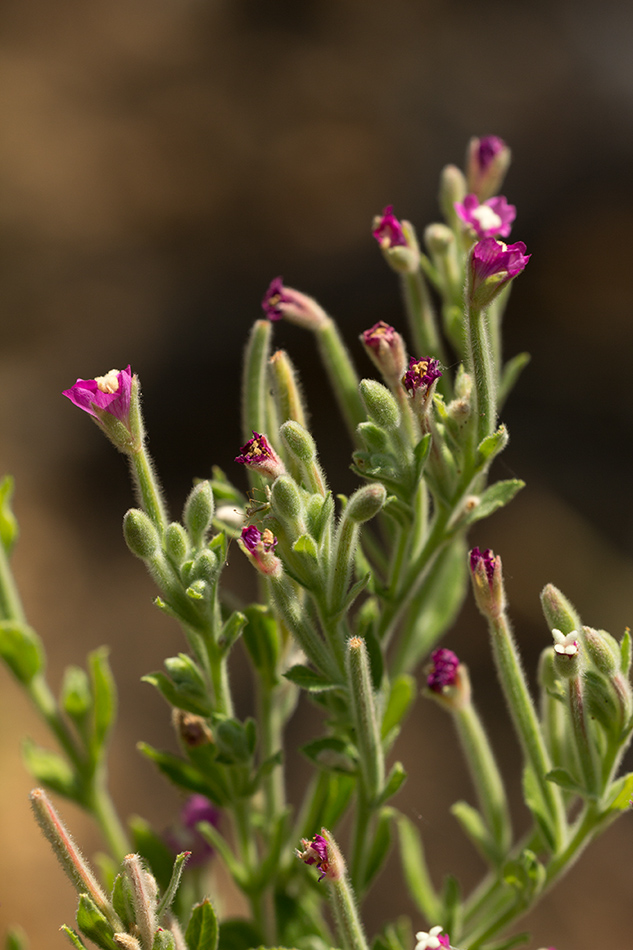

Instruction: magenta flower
[295,833,332,881]
[235,431,285,480]
[402,357,443,394]
[469,546,506,619]
[469,546,497,586]
[361,321,407,382]
[63,366,133,422]
[372,205,407,249]
[427,648,460,693]
[469,237,530,309]
[414,926,450,950]
[165,794,220,868]
[261,278,328,329]
[455,194,516,239]
[239,525,282,577]
[466,135,511,200]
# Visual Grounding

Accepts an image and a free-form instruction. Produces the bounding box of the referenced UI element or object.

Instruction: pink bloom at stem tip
[469,546,497,586]
[427,648,460,693]
[372,205,407,248]
[402,357,442,394]
[235,431,284,479]
[262,277,290,321]
[62,366,133,421]
[455,194,516,238]
[295,833,332,881]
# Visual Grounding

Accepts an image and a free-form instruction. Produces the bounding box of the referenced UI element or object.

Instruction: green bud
[280,420,317,464]
[186,580,208,600]
[123,509,160,560]
[345,484,387,524]
[540,584,581,636]
[164,523,189,565]
[183,481,214,547]
[439,163,467,226]
[152,930,176,950]
[424,223,455,257]
[61,665,92,722]
[346,636,384,799]
[190,549,218,583]
[269,349,307,429]
[271,475,304,526]
[582,626,619,675]
[357,421,391,453]
[359,379,400,430]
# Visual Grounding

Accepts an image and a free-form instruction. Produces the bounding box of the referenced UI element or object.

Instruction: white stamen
[471,204,502,232]
[94,369,120,394]
[552,628,579,656]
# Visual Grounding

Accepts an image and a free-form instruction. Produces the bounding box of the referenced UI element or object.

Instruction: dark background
[1,2,633,948]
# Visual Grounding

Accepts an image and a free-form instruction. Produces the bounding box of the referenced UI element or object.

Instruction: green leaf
[498,351,531,409]
[60,928,87,950]
[142,671,212,717]
[185,900,219,950]
[242,606,279,689]
[5,927,29,950]
[283,665,336,692]
[89,647,116,751]
[217,920,262,950]
[22,739,81,801]
[396,815,442,924]
[522,766,556,852]
[620,628,632,676]
[300,736,356,773]
[111,873,135,930]
[157,852,190,918]
[463,479,525,526]
[137,743,228,806]
[219,612,247,655]
[376,762,407,806]
[61,666,92,727]
[0,475,18,553]
[605,771,633,812]
[76,895,116,950]
[381,676,415,742]
[476,424,509,466]
[0,621,44,684]
[292,534,319,565]
[364,808,394,890]
[412,434,432,483]
[450,801,500,864]
[441,873,462,938]
[545,768,584,796]
[502,849,545,905]
[305,492,334,545]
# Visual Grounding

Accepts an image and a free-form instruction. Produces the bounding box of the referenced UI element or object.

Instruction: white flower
[415,926,447,950]
[552,628,579,656]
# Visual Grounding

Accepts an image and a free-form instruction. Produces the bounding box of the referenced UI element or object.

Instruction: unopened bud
[425,648,471,712]
[360,322,407,385]
[280,420,317,464]
[123,854,157,950]
[582,627,619,675]
[359,379,400,430]
[466,135,512,201]
[114,935,141,950]
[183,481,214,548]
[469,547,506,619]
[357,422,391,454]
[439,164,467,226]
[165,523,189,565]
[173,710,213,748]
[124,509,161,560]
[540,584,581,637]
[271,475,304,526]
[424,223,455,257]
[345,484,387,524]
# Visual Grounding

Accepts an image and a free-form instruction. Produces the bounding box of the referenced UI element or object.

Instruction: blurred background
[1,1,633,947]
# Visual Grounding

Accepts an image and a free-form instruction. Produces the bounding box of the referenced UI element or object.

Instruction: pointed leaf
[0,475,18,553]
[301,736,356,773]
[137,743,229,806]
[376,762,407,806]
[396,815,442,923]
[363,808,394,890]
[76,895,116,950]
[60,928,87,950]
[283,665,336,692]
[5,927,29,950]
[620,628,632,676]
[545,768,584,796]
[0,622,44,684]
[381,676,415,742]
[185,899,218,950]
[462,479,525,526]
[89,647,116,751]
[451,801,499,865]
[22,739,81,801]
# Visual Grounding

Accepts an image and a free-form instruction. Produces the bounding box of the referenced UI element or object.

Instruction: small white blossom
[552,628,579,656]
[415,926,448,950]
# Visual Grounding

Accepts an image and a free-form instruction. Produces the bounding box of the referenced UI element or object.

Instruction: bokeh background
[1,1,633,948]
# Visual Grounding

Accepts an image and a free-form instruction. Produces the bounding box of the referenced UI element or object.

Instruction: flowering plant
[1,136,631,950]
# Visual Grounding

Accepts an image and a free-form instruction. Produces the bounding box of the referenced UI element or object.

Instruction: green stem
[130,446,168,534]
[242,320,273,442]
[258,683,285,818]
[455,700,513,855]
[489,613,567,850]
[89,769,130,862]
[315,319,365,442]
[27,675,84,767]
[349,788,371,895]
[465,305,497,448]
[568,674,599,796]
[401,270,448,369]
[0,541,26,623]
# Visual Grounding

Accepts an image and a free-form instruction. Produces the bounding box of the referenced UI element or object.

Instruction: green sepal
[22,739,82,801]
[376,762,407,806]
[111,873,136,929]
[545,768,585,797]
[283,665,337,692]
[381,676,416,748]
[89,647,116,752]
[61,666,92,731]
[604,771,633,812]
[357,422,392,454]
[0,621,44,684]
[242,606,279,690]
[396,815,442,924]
[156,851,190,918]
[60,927,87,950]
[137,742,229,806]
[498,352,531,409]
[218,612,247,655]
[462,479,525,526]
[584,669,621,735]
[451,801,500,865]
[305,492,334,545]
[214,718,254,765]
[522,766,556,852]
[128,816,179,894]
[412,434,432,484]
[292,533,319,569]
[620,629,632,676]
[300,736,357,773]
[0,475,18,553]
[217,920,262,950]
[440,873,462,939]
[142,671,212,717]
[165,654,210,708]
[502,849,546,905]
[184,899,219,950]
[5,927,29,950]
[363,807,394,891]
[476,424,509,467]
[76,894,117,950]
[153,930,176,950]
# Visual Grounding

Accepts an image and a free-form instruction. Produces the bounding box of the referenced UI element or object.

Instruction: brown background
[1,2,633,948]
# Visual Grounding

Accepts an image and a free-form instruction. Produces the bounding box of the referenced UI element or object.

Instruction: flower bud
[124,508,161,560]
[173,709,213,748]
[235,431,285,480]
[345,484,387,524]
[551,629,581,679]
[466,135,512,201]
[190,549,218,583]
[271,475,304,527]
[360,322,407,385]
[357,422,391,454]
[540,584,582,637]
[262,277,328,329]
[183,481,214,548]
[269,349,307,428]
[425,648,471,711]
[295,829,344,882]
[238,525,282,578]
[280,420,317,464]
[424,223,454,257]
[372,207,420,273]
[469,546,506,619]
[165,522,189,565]
[359,378,400,430]
[582,627,619,675]
[439,164,467,226]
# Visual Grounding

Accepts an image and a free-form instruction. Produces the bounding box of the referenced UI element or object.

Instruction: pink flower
[469,546,497,586]
[239,525,282,577]
[455,194,516,238]
[165,795,220,868]
[475,135,506,172]
[235,432,285,479]
[261,277,328,329]
[469,546,506,619]
[63,366,133,422]
[469,237,530,309]
[361,321,407,381]
[262,277,291,322]
[402,357,442,395]
[466,135,511,200]
[372,205,407,249]
[427,648,460,693]
[295,833,332,881]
